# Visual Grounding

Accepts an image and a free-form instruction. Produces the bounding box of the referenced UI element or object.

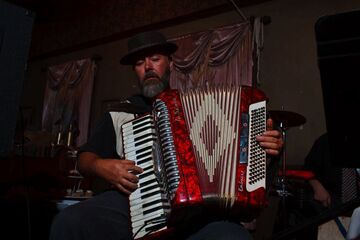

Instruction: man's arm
[308,178,331,207]
[77,112,145,195]
[78,152,100,177]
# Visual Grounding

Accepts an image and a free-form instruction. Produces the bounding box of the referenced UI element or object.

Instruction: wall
[23,0,360,167]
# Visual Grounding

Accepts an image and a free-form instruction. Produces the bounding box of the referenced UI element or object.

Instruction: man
[304,133,359,207]
[50,31,283,240]
[302,132,360,239]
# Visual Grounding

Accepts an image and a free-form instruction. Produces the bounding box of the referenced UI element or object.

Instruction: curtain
[42,58,96,147]
[169,20,263,91]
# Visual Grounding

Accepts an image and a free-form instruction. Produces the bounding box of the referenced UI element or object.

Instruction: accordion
[121,86,268,239]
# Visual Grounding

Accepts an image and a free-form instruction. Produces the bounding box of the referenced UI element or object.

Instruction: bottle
[66,124,73,147]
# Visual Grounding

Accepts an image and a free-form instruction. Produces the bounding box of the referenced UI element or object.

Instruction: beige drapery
[169,20,263,91]
[42,58,96,147]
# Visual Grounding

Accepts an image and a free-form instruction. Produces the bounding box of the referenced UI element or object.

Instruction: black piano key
[142,190,162,200]
[142,198,168,209]
[144,205,169,216]
[136,146,152,157]
[138,156,153,165]
[134,137,157,148]
[139,178,157,188]
[140,182,161,194]
[144,221,167,233]
[139,170,155,180]
[133,132,157,142]
[134,126,155,135]
[130,115,153,127]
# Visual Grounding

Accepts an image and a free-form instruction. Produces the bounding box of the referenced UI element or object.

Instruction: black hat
[120,31,178,65]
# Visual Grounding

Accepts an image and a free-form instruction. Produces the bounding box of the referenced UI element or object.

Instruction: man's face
[133,53,172,98]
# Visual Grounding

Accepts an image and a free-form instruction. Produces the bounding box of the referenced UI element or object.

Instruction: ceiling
[4,0,271,60]
[5,0,271,24]
[4,0,92,22]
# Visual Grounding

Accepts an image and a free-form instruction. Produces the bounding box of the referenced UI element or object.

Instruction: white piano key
[130,191,165,207]
[124,126,155,139]
[123,128,156,143]
[123,129,157,145]
[125,145,153,159]
[130,193,165,211]
[132,211,168,230]
[130,200,169,218]
[125,139,156,153]
[137,160,153,169]
[122,115,153,131]
[130,184,163,205]
[133,225,167,240]
[132,218,167,239]
[130,185,162,202]
[128,152,153,163]
[131,174,158,193]
[132,209,167,228]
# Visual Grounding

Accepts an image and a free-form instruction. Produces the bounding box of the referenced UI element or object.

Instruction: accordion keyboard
[246,101,267,192]
[122,115,169,239]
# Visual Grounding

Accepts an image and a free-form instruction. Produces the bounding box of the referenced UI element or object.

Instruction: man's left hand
[256,118,283,156]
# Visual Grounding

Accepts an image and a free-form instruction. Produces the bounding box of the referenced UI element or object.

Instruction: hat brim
[120,42,178,65]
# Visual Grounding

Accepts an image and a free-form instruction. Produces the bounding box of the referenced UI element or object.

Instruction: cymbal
[268,110,306,128]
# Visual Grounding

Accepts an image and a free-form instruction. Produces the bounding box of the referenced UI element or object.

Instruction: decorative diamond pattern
[200,115,219,156]
[188,94,236,182]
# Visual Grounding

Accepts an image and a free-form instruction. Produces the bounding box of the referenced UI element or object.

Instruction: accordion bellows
[122,86,267,239]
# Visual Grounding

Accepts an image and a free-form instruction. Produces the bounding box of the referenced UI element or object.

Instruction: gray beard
[141,70,170,98]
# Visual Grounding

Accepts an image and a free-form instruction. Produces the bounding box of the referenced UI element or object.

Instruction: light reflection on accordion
[121,86,267,239]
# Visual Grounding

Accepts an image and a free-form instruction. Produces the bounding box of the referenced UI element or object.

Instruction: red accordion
[121,86,268,239]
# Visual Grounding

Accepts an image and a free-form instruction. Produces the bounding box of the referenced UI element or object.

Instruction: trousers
[50,190,252,240]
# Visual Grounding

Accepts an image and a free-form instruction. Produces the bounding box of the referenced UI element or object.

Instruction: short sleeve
[78,113,118,159]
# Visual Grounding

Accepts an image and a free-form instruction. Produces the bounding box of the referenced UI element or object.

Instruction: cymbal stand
[277,122,292,197]
[268,108,307,233]
[275,122,293,230]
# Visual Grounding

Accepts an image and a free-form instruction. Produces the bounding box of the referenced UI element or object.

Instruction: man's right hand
[95,159,143,195]
[78,152,143,195]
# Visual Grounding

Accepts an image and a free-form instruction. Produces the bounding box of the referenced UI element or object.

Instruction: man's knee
[187,221,252,240]
[50,197,133,240]
[50,205,86,239]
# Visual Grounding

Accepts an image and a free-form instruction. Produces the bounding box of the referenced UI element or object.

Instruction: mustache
[144,71,160,80]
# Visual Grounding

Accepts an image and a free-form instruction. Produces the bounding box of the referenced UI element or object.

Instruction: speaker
[0,2,34,157]
[315,10,360,167]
